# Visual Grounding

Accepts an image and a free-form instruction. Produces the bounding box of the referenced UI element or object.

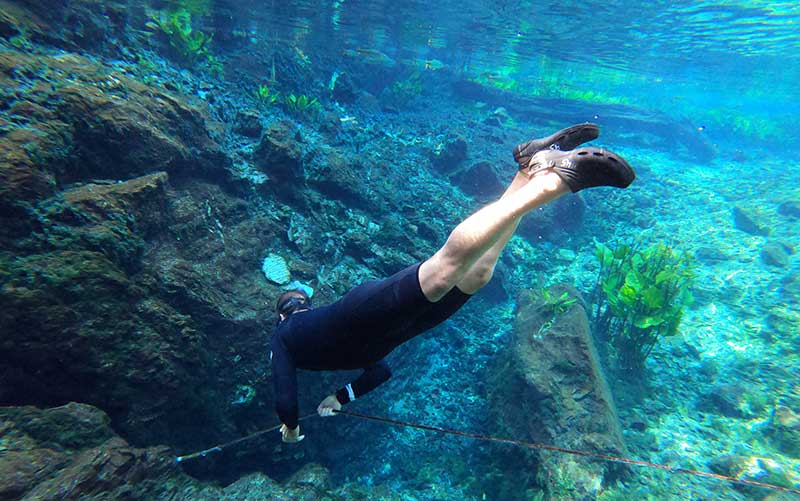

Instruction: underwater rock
[733,206,771,236]
[0,128,61,225]
[331,71,358,103]
[761,242,791,268]
[5,0,128,51]
[0,402,344,500]
[708,454,795,498]
[0,49,229,187]
[0,402,204,500]
[255,120,305,184]
[766,306,800,342]
[210,464,332,500]
[489,285,628,499]
[431,135,468,175]
[778,200,800,218]
[765,406,800,457]
[449,161,504,199]
[40,172,170,271]
[781,273,800,305]
[234,110,264,138]
[696,383,751,418]
[694,245,733,264]
[451,79,716,162]
[307,147,373,208]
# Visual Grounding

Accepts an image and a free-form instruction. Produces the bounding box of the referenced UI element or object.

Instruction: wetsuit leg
[404,286,471,335]
[328,262,434,337]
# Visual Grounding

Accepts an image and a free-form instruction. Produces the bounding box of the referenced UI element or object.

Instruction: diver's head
[275,289,312,322]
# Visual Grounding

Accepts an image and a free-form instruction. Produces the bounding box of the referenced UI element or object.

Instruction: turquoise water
[1,0,798,500]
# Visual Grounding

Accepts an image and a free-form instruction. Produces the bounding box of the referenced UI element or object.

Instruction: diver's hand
[317,394,342,417]
[280,424,304,443]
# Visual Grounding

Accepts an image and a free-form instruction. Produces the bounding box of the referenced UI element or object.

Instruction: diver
[270,123,635,442]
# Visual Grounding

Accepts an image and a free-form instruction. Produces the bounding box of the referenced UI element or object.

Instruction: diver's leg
[455,171,527,294]
[419,170,568,301]
[453,123,603,295]
[419,146,635,301]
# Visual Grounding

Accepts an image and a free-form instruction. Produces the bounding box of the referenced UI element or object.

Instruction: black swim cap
[276,290,311,318]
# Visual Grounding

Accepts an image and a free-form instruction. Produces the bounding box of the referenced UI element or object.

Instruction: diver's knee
[419,256,457,301]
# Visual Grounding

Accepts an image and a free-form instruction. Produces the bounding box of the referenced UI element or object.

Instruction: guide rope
[333,409,800,496]
[174,413,316,463]
[174,409,800,495]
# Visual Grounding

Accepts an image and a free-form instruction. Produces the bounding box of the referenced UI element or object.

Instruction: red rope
[334,409,800,495]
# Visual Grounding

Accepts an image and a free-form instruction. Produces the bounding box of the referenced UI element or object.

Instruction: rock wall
[489,284,628,500]
[0,402,354,501]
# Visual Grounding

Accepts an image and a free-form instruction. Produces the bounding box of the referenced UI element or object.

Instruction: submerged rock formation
[489,285,628,499]
[0,402,356,500]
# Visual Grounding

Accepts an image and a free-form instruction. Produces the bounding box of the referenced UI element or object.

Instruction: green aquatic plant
[388,72,423,106]
[153,9,213,65]
[255,84,280,107]
[9,33,32,51]
[531,286,578,338]
[541,288,578,316]
[284,93,319,114]
[204,54,224,77]
[591,242,694,371]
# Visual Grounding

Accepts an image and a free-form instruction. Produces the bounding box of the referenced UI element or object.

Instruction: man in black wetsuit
[271,123,635,442]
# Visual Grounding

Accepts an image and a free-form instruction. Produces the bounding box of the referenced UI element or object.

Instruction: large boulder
[0,402,205,500]
[0,402,348,500]
[0,48,229,217]
[254,120,305,185]
[489,285,628,499]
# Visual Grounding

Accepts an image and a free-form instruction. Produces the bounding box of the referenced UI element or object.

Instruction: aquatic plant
[284,93,319,115]
[153,9,213,65]
[540,288,578,316]
[9,33,32,51]
[591,242,694,371]
[386,72,423,107]
[204,54,224,78]
[533,286,579,338]
[255,84,280,107]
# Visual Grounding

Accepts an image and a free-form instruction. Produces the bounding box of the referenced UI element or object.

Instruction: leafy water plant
[541,288,578,316]
[591,242,694,371]
[255,84,280,107]
[284,93,319,114]
[153,9,213,65]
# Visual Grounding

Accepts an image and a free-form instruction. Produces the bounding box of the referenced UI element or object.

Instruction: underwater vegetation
[284,93,320,115]
[592,242,695,372]
[152,8,216,70]
[254,83,319,115]
[255,84,280,107]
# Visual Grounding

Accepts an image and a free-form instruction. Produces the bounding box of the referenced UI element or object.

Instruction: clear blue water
[2,0,799,499]
[228,0,800,150]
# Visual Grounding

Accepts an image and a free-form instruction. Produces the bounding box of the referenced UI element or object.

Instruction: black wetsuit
[270,262,471,428]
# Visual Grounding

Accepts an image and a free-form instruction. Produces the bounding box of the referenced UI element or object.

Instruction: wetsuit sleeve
[334,359,392,405]
[271,335,299,429]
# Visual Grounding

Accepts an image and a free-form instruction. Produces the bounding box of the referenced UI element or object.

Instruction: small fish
[422,59,445,71]
[293,47,311,66]
[697,125,706,131]
[343,48,396,67]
